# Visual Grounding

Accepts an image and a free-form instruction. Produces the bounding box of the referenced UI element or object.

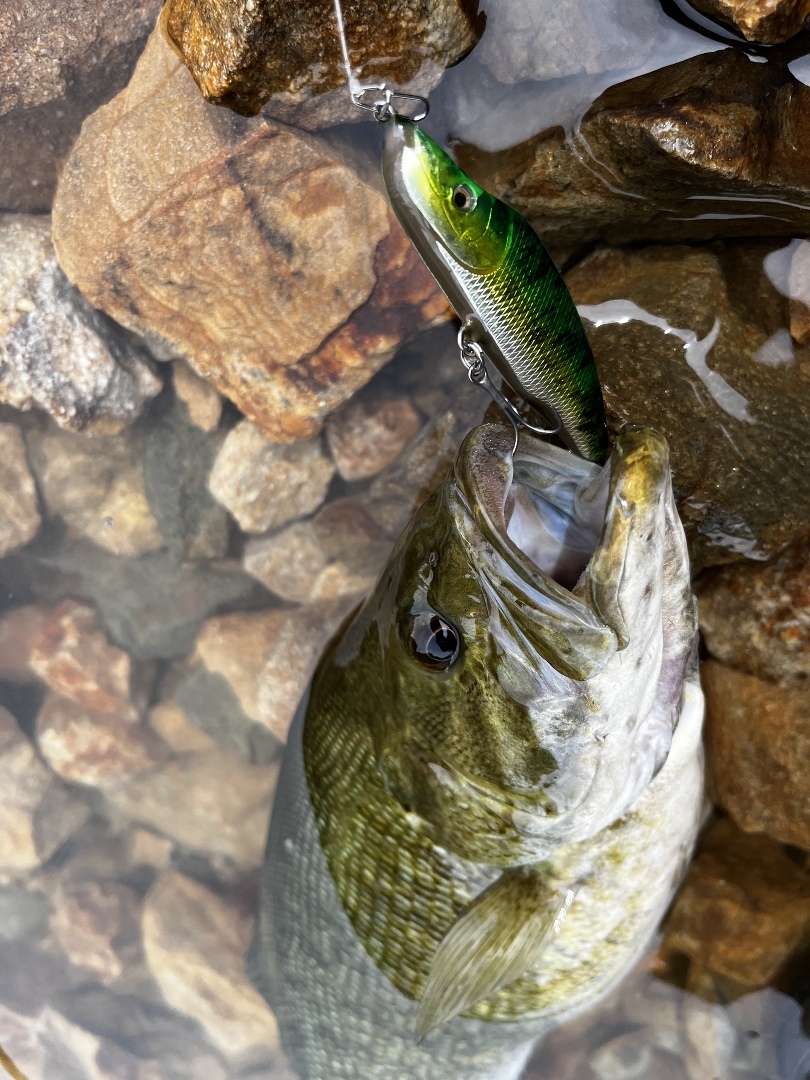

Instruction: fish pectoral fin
[415,868,575,1039]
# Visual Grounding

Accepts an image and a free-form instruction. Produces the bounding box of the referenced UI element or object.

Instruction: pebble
[0,605,48,683]
[326,393,421,482]
[209,421,334,535]
[171,361,221,433]
[0,422,41,557]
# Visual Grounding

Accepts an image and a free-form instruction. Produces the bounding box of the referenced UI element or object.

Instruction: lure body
[382,119,609,464]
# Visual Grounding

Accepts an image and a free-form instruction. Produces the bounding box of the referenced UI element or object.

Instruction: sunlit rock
[689,0,810,42]
[52,28,449,443]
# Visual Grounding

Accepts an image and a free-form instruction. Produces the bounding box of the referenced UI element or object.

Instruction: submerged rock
[171,360,221,433]
[458,51,810,249]
[209,421,334,535]
[0,422,41,557]
[0,216,161,432]
[52,28,449,443]
[702,661,810,851]
[689,0,810,42]
[163,0,481,124]
[698,530,810,680]
[50,878,142,988]
[565,243,810,569]
[325,392,421,482]
[0,0,162,212]
[142,871,279,1062]
[662,817,810,995]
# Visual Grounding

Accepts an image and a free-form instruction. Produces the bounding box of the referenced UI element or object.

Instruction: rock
[689,0,810,42]
[0,216,161,431]
[698,531,810,680]
[680,995,737,1080]
[662,817,810,994]
[209,422,334,534]
[51,28,450,442]
[786,238,810,346]
[147,702,217,755]
[163,0,481,122]
[36,691,167,791]
[50,879,142,987]
[0,422,41,556]
[0,0,163,212]
[27,426,163,558]
[172,361,221,433]
[589,1031,654,1080]
[193,610,288,723]
[107,752,277,874]
[0,605,48,683]
[325,392,421,481]
[29,601,134,715]
[457,51,810,249]
[142,871,279,1062]
[0,707,88,873]
[702,660,810,851]
[0,886,51,943]
[243,497,390,605]
[563,243,810,570]
[128,829,173,871]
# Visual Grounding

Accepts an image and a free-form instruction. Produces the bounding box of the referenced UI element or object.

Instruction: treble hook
[457,326,562,455]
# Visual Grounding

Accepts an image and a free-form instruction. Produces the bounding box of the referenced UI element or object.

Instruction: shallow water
[0,0,809,1077]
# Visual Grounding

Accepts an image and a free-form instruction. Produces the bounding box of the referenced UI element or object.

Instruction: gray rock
[209,421,335,534]
[0,215,161,431]
[0,885,51,942]
[169,665,277,764]
[0,422,40,556]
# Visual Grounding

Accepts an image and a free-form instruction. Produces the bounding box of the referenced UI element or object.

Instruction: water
[0,0,809,1077]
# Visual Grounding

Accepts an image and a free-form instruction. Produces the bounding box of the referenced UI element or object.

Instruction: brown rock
[27,426,163,558]
[458,51,810,249]
[564,243,810,570]
[29,601,133,714]
[788,238,810,346]
[50,879,141,986]
[36,692,166,791]
[0,423,40,556]
[163,0,481,122]
[172,360,221,432]
[0,215,161,432]
[0,0,163,212]
[128,828,173,871]
[698,531,810,680]
[108,752,277,873]
[208,422,334,534]
[52,28,449,442]
[142,870,279,1061]
[326,393,421,481]
[662,817,810,992]
[702,660,810,851]
[193,609,287,722]
[0,605,48,684]
[689,0,810,42]
[147,701,217,754]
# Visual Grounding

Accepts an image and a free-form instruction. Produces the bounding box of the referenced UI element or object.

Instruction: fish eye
[451,183,477,213]
[410,612,460,672]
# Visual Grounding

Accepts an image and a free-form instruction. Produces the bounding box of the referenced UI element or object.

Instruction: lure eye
[410,613,460,672]
[451,183,477,213]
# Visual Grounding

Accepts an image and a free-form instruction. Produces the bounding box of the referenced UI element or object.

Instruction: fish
[250,420,704,1080]
[381,117,609,465]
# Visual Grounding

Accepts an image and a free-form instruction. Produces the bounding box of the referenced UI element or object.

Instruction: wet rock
[164,0,481,123]
[702,660,810,851]
[0,422,40,556]
[0,216,161,431]
[52,27,449,442]
[243,498,390,605]
[0,605,48,683]
[36,692,166,791]
[662,817,810,993]
[689,0,810,42]
[698,531,810,680]
[458,51,810,249]
[142,871,279,1062]
[564,243,810,569]
[787,238,810,345]
[209,422,334,535]
[27,427,162,558]
[108,752,277,874]
[172,361,221,433]
[193,610,288,723]
[50,879,142,987]
[29,601,134,715]
[0,707,88,874]
[325,392,422,481]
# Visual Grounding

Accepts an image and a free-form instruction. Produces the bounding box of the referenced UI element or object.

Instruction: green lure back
[382,118,608,464]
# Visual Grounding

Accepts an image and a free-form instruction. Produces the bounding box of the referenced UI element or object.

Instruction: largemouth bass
[251,423,703,1080]
[382,118,609,464]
